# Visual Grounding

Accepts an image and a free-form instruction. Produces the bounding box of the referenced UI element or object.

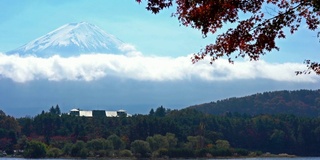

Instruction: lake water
[216,158,320,160]
[218,158,320,160]
[1,158,320,160]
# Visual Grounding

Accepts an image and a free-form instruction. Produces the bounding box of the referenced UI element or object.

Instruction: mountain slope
[7,22,125,57]
[188,90,320,117]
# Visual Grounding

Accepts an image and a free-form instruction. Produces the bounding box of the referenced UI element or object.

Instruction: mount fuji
[7,22,126,57]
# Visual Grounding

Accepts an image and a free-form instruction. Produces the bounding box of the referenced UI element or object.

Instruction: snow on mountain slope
[7,22,126,57]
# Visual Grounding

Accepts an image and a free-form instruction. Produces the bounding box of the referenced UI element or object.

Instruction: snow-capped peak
[7,22,126,57]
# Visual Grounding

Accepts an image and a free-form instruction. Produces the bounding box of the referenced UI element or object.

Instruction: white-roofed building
[69,109,129,117]
[106,111,118,117]
[70,108,79,112]
[79,111,93,117]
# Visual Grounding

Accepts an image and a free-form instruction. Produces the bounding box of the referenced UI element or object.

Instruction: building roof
[79,111,93,117]
[69,108,129,117]
[106,111,118,117]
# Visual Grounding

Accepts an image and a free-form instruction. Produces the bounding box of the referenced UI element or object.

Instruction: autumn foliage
[136,0,320,74]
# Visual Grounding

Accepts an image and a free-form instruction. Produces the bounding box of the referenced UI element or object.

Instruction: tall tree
[23,140,47,158]
[55,105,61,115]
[154,106,166,117]
[130,140,152,158]
[49,105,61,115]
[136,0,320,74]
[107,134,125,150]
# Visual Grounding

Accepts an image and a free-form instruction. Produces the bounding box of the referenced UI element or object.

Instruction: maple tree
[136,0,320,74]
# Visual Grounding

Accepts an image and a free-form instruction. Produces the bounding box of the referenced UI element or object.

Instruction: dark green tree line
[0,104,319,158]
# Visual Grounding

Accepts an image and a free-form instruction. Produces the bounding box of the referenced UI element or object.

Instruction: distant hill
[188,90,320,117]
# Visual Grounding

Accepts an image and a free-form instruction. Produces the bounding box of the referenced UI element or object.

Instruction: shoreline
[0,153,298,159]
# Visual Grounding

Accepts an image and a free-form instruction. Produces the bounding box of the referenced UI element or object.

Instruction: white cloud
[119,43,143,57]
[0,52,318,83]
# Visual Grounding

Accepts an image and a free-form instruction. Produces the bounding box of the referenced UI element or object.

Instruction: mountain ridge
[188,89,320,117]
[7,22,125,57]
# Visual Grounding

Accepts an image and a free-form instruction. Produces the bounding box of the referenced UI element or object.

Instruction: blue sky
[1,0,319,62]
[0,0,319,117]
[0,0,213,57]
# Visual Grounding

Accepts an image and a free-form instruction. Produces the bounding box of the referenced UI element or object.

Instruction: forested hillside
[1,105,320,158]
[189,90,320,117]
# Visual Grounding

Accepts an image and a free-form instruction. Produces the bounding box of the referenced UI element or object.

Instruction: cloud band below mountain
[0,53,318,83]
